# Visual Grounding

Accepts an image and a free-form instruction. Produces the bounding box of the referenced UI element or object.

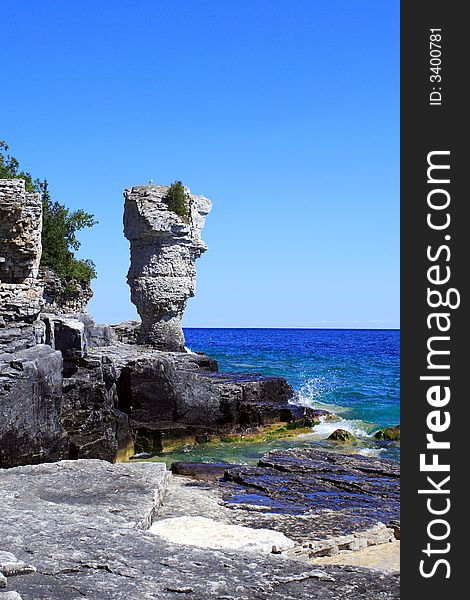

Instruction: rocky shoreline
[0,179,318,468]
[1,452,399,599]
[1,179,400,598]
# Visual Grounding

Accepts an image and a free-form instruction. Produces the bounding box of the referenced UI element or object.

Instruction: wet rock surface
[0,459,399,599]
[374,425,400,441]
[223,449,399,525]
[165,448,400,552]
[84,342,315,455]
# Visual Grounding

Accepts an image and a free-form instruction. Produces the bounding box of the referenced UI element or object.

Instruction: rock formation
[124,184,211,351]
[40,266,93,314]
[0,179,44,353]
[0,179,68,467]
[0,179,131,467]
[0,179,324,467]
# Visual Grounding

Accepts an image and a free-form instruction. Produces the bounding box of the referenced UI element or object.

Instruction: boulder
[327,428,356,442]
[0,344,67,467]
[42,314,87,360]
[374,425,400,441]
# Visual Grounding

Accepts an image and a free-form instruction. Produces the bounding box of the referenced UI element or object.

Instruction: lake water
[154,328,400,464]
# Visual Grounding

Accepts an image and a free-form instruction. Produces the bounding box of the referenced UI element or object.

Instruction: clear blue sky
[2,0,399,328]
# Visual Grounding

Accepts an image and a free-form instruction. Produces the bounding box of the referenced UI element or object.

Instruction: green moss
[328,428,356,442]
[374,426,400,441]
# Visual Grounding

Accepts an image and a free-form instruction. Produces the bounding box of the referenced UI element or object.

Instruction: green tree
[164,180,190,222]
[0,141,97,284]
[0,140,35,191]
[40,180,97,283]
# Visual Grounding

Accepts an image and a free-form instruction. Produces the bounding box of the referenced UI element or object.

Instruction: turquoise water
[155,328,400,463]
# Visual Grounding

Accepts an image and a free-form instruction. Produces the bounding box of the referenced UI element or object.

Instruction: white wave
[311,416,371,438]
[358,448,385,458]
[294,378,347,414]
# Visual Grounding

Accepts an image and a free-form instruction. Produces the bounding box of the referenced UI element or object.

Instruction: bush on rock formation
[163,180,190,222]
[0,141,97,285]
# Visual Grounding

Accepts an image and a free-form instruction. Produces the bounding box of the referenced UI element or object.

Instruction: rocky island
[0,179,399,599]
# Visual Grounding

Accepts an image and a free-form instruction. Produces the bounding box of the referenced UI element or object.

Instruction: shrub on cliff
[164,181,189,222]
[0,141,97,284]
[0,140,35,190]
[40,180,97,283]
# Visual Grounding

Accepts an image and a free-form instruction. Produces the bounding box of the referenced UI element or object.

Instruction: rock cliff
[124,184,211,351]
[0,179,43,353]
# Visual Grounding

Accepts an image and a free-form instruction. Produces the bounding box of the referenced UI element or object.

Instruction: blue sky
[2,0,399,328]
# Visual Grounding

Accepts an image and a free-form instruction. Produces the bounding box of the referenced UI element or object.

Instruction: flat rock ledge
[0,459,399,599]
[166,449,400,563]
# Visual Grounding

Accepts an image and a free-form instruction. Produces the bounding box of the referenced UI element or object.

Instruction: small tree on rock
[164,180,190,222]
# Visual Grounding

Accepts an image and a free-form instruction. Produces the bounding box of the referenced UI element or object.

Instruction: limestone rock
[0,460,400,599]
[60,354,134,462]
[149,515,295,553]
[110,320,141,344]
[42,314,87,360]
[0,179,43,353]
[0,344,67,468]
[39,266,93,314]
[224,448,400,532]
[87,343,314,455]
[124,184,211,351]
[0,551,35,577]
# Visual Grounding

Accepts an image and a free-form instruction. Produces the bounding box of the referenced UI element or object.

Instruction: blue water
[179,328,400,461]
[184,328,399,428]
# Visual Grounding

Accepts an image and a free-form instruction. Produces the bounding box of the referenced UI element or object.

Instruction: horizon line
[182,326,400,331]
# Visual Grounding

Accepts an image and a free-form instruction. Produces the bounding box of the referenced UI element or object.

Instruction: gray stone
[85,343,314,455]
[0,592,23,599]
[60,354,134,462]
[124,184,211,351]
[42,314,87,360]
[0,551,35,577]
[162,450,400,562]
[0,179,43,353]
[0,344,67,468]
[0,459,399,599]
[221,448,400,547]
[110,320,141,344]
[39,266,93,314]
